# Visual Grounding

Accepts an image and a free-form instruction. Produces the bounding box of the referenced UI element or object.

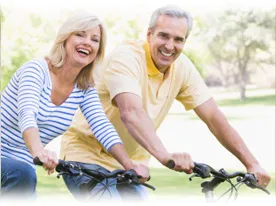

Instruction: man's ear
[147,28,152,42]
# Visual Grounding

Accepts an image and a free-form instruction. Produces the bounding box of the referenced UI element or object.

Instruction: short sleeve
[176,55,212,110]
[103,50,142,106]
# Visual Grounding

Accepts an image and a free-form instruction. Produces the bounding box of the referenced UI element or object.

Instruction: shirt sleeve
[176,55,212,110]
[80,88,123,152]
[17,61,44,134]
[103,51,142,106]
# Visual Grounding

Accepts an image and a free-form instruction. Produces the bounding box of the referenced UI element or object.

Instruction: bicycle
[33,157,155,200]
[166,160,270,203]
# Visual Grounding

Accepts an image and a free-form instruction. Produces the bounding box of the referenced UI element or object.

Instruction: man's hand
[165,152,194,174]
[247,164,271,188]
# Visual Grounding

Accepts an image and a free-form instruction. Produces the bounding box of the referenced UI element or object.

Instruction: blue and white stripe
[1,58,122,169]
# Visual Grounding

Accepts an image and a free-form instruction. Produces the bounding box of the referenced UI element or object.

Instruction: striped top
[1,58,122,169]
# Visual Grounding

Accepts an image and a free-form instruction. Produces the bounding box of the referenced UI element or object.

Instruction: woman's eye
[75,33,83,37]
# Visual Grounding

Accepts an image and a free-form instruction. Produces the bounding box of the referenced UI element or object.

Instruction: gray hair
[148,5,193,39]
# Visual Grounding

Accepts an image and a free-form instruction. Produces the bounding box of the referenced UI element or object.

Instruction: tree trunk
[239,84,246,100]
[239,69,247,100]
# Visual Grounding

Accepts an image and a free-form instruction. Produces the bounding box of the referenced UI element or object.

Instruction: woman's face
[64,26,101,69]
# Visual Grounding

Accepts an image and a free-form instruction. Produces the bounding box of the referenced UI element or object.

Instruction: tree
[206,9,275,100]
[0,6,4,85]
[1,10,56,91]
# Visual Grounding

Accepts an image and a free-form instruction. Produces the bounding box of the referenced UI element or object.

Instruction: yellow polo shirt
[60,41,211,171]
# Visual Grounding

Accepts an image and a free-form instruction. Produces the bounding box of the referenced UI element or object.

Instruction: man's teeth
[161,51,173,57]
[77,49,90,55]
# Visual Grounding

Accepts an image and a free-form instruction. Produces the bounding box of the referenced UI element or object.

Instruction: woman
[1,12,149,199]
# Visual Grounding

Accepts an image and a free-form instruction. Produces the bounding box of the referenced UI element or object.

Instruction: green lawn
[36,87,275,200]
[217,94,275,106]
[36,167,275,199]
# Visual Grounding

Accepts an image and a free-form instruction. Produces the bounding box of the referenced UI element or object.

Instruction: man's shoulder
[175,53,191,65]
[174,53,196,72]
[112,40,145,56]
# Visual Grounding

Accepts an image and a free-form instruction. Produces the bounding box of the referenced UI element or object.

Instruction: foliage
[104,16,143,42]
[1,9,57,91]
[204,9,275,99]
[183,49,206,78]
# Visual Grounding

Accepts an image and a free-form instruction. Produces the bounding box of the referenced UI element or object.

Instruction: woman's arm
[17,62,58,172]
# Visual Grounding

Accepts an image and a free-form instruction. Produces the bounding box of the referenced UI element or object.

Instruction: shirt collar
[142,41,174,76]
[143,42,162,76]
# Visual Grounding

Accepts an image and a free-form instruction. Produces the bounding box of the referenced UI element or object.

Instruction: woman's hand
[35,149,58,175]
[132,164,150,183]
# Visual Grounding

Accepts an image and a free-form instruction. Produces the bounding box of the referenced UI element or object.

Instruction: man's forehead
[154,23,187,38]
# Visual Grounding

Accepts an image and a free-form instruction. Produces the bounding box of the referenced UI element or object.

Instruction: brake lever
[120,170,156,191]
[57,171,69,179]
[193,162,212,179]
[189,173,201,181]
[256,186,270,195]
[237,174,270,195]
[142,182,156,191]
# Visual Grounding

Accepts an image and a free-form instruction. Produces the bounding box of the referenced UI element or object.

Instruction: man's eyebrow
[158,32,169,36]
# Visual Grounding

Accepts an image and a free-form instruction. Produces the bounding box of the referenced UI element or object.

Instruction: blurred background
[0,0,275,201]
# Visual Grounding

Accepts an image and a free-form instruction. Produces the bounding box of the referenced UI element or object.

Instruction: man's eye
[176,38,184,43]
[159,33,168,39]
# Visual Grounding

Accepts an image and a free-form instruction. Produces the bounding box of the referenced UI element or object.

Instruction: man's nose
[164,39,174,50]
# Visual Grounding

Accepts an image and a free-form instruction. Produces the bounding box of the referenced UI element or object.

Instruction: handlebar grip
[166,160,175,169]
[33,157,43,166]
[33,157,64,166]
[166,160,199,170]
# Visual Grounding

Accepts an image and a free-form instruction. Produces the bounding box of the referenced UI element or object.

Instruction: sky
[1,0,275,16]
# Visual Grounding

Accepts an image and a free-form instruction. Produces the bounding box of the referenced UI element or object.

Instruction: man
[60,5,270,200]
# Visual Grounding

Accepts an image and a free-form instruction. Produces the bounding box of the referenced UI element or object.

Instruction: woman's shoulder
[14,58,50,85]
[17,58,48,75]
[80,86,98,96]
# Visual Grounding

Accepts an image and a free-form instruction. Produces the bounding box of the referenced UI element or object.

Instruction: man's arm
[194,98,271,187]
[114,92,194,173]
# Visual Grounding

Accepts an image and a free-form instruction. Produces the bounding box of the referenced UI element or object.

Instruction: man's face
[147,15,188,73]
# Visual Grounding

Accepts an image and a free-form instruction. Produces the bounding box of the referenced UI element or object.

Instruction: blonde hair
[47,12,106,90]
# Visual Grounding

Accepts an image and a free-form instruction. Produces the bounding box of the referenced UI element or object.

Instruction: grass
[36,167,275,199]
[217,94,275,107]
[36,167,72,197]
[35,87,275,200]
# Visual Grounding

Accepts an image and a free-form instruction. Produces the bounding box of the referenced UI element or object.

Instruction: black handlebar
[33,156,44,166]
[33,157,155,191]
[166,159,270,195]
